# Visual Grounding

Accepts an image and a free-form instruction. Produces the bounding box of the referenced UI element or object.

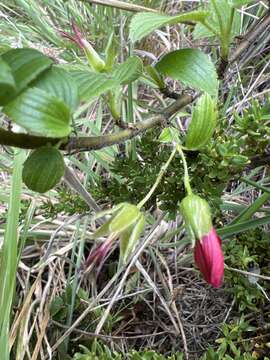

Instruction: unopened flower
[84,236,113,271]
[85,203,145,270]
[180,194,224,288]
[60,19,105,72]
[194,227,224,288]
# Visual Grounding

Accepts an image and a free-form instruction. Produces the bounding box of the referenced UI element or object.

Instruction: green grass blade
[0,149,25,359]
[230,192,270,225]
[218,215,270,239]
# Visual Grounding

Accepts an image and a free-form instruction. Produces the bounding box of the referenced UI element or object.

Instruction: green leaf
[4,87,71,137]
[112,56,143,85]
[1,48,53,94]
[185,93,217,150]
[155,49,218,96]
[129,10,209,42]
[22,146,65,193]
[0,58,17,105]
[72,69,118,102]
[120,214,145,265]
[32,66,79,111]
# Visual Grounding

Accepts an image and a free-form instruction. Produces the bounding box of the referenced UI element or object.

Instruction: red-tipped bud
[180,194,224,287]
[194,228,224,288]
[60,20,105,72]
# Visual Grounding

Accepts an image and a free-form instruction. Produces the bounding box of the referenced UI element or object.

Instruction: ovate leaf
[112,56,143,85]
[4,87,71,137]
[185,93,217,150]
[0,58,17,105]
[72,69,118,102]
[22,146,65,193]
[130,11,209,42]
[2,48,53,94]
[33,66,79,111]
[155,49,218,96]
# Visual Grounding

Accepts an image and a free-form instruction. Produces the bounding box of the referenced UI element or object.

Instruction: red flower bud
[194,227,224,288]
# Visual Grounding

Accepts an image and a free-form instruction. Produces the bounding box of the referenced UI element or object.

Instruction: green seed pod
[22,146,65,193]
[185,93,217,151]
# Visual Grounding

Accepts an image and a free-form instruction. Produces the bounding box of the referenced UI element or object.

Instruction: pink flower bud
[194,227,224,288]
[84,238,112,269]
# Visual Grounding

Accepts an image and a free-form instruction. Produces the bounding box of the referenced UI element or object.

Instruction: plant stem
[137,147,177,209]
[0,94,194,151]
[176,144,192,196]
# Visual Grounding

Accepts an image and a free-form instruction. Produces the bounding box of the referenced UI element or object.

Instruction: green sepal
[82,40,105,72]
[180,194,212,242]
[92,220,112,239]
[92,203,125,238]
[109,203,141,234]
[119,213,145,265]
[93,202,124,221]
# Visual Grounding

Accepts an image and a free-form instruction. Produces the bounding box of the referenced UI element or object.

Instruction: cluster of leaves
[233,99,270,156]
[73,341,183,360]
[0,48,78,136]
[203,316,263,360]
[225,228,270,312]
[41,187,89,218]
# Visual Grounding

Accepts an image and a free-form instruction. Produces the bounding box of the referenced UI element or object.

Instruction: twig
[52,320,168,339]
[227,266,270,281]
[0,94,194,152]
[230,11,270,64]
[160,87,181,100]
